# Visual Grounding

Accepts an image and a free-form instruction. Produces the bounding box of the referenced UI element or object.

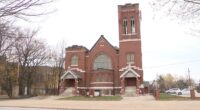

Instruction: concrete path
[122,94,155,101]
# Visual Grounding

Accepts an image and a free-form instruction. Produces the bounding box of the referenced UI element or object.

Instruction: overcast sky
[18,0,200,82]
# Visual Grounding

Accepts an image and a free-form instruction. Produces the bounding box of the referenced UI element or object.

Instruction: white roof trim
[119,65,143,71]
[119,39,141,42]
[67,66,85,72]
[120,64,140,78]
[60,70,77,79]
[70,68,85,72]
[120,68,140,78]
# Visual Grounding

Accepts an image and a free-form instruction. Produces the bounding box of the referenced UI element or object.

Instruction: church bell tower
[118,3,143,82]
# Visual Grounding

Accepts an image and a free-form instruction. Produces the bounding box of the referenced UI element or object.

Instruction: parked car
[177,88,198,95]
[165,88,180,94]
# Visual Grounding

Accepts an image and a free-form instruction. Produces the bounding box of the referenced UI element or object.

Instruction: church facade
[60,3,143,96]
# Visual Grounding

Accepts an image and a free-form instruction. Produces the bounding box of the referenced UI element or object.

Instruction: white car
[165,88,180,94]
[177,88,198,95]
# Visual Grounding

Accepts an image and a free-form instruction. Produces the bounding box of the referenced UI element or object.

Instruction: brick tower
[118,3,143,95]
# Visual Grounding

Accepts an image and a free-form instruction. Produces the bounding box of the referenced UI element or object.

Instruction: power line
[144,59,200,69]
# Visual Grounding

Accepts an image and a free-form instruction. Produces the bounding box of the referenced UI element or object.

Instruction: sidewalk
[0,95,200,110]
[122,94,155,101]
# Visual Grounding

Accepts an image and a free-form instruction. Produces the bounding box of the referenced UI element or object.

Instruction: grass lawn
[59,96,122,101]
[160,93,200,101]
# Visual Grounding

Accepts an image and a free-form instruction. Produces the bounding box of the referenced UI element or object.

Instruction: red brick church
[60,3,143,96]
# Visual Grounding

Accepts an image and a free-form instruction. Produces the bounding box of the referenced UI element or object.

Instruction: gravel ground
[0,95,200,110]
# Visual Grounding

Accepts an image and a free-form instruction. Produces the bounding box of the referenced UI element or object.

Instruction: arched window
[130,17,135,33]
[123,18,128,34]
[71,56,78,66]
[93,54,112,70]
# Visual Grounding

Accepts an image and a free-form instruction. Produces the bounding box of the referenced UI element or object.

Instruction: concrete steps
[125,86,137,97]
[60,87,75,96]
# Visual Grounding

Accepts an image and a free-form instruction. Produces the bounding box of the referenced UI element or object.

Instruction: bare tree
[1,61,18,98]
[0,0,55,55]
[0,20,16,57]
[0,0,55,97]
[47,41,65,95]
[150,0,200,36]
[55,41,65,95]
[0,46,19,98]
[0,0,54,20]
[0,0,55,54]
[14,29,49,95]
[0,21,17,97]
[150,0,200,21]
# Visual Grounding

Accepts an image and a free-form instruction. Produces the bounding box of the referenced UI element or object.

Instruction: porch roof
[61,70,81,79]
[120,65,140,78]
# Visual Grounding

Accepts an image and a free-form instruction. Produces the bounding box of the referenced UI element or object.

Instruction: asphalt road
[0,107,57,110]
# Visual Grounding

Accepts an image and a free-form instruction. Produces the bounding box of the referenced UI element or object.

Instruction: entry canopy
[120,64,140,78]
[61,70,81,79]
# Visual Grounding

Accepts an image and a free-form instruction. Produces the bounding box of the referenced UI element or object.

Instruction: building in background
[31,66,60,95]
[60,3,143,96]
[0,61,60,96]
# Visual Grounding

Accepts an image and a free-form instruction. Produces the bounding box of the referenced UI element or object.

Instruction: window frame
[71,55,78,66]
[123,18,128,35]
[126,53,135,64]
[130,17,135,33]
[93,54,112,70]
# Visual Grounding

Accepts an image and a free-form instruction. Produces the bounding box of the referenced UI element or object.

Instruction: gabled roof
[120,64,140,78]
[61,70,81,79]
[90,35,119,52]
[120,68,140,78]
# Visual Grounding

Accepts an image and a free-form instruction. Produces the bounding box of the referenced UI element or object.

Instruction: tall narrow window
[127,53,134,64]
[123,19,128,34]
[130,17,135,33]
[71,56,78,66]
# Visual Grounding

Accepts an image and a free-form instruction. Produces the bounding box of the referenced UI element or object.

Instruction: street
[0,107,57,110]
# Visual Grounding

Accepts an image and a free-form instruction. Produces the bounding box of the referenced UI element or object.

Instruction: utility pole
[188,68,191,89]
